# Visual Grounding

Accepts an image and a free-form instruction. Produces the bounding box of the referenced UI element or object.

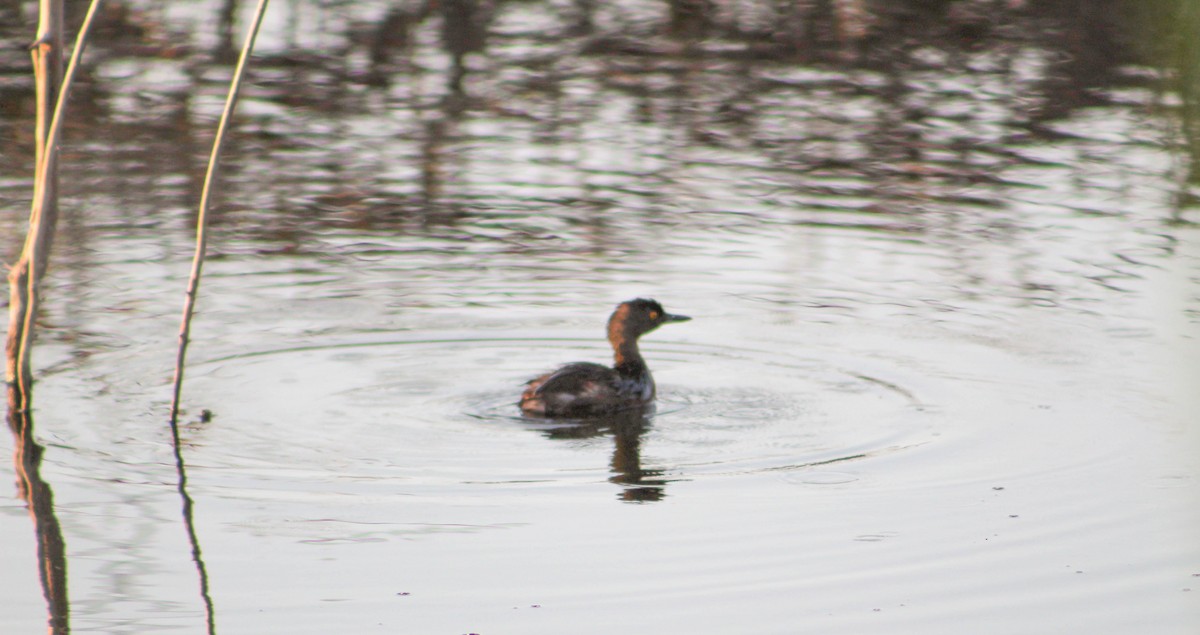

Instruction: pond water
[2,1,1200,633]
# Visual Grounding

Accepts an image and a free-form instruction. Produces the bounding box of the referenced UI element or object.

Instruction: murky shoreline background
[3,1,1199,633]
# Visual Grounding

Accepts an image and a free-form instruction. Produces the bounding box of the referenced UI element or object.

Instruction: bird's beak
[665,313,691,323]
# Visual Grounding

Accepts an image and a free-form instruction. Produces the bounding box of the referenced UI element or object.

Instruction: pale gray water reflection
[3,0,1200,633]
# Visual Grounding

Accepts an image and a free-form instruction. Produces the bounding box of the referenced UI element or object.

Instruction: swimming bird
[520,298,690,417]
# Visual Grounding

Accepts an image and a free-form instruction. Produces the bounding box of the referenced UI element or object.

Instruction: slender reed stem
[169,0,271,425]
[166,4,270,632]
[7,0,104,411]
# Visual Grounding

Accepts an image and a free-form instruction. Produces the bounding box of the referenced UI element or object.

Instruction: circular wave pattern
[181,333,933,501]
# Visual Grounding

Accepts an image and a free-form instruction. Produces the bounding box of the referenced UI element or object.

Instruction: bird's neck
[610,331,646,376]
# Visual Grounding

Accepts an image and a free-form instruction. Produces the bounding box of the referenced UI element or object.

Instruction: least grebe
[520,298,691,417]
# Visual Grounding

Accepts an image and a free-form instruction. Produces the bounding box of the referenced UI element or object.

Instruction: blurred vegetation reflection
[2,0,1198,258]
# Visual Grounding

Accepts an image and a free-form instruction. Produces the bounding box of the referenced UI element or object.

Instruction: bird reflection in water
[537,407,670,503]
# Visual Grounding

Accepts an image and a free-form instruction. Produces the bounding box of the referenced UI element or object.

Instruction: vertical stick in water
[5,3,103,633]
[167,3,271,633]
[169,0,271,426]
[7,0,102,411]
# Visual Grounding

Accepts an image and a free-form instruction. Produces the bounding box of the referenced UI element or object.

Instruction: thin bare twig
[167,4,271,632]
[7,0,105,411]
[169,0,271,425]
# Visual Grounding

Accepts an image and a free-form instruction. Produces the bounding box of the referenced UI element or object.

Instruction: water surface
[2,1,1199,633]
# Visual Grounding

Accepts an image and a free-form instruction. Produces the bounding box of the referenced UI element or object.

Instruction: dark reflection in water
[170,413,217,634]
[1136,0,1200,193]
[537,408,669,502]
[439,0,493,94]
[6,395,69,634]
[1,0,1198,248]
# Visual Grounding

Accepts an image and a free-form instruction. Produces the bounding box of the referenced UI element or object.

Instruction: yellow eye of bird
[649,311,659,320]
